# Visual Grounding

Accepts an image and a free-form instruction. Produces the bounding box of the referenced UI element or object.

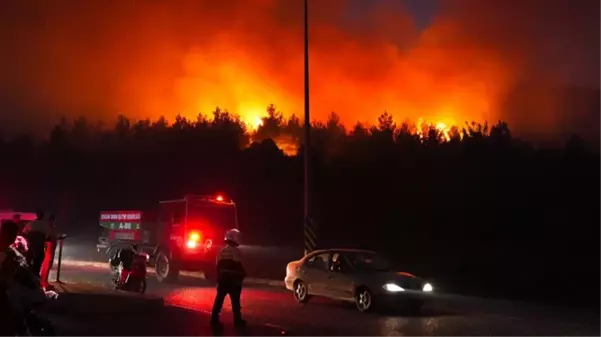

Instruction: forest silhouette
[0,104,598,307]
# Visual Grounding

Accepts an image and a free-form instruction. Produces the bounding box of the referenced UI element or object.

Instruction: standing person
[210,229,247,328]
[12,213,27,234]
[0,220,20,281]
[12,214,21,230]
[0,220,20,336]
[22,211,51,276]
[39,214,57,291]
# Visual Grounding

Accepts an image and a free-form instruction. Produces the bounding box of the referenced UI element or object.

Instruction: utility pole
[303,0,316,255]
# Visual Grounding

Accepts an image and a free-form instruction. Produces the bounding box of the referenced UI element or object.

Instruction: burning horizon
[1,0,599,140]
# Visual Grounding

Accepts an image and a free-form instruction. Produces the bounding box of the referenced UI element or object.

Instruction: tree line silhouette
[0,104,598,307]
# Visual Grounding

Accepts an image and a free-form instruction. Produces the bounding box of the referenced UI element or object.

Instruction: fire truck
[99,194,239,282]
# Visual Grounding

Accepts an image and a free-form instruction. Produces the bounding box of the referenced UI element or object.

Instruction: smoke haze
[1,0,599,140]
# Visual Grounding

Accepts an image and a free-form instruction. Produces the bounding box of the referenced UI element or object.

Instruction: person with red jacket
[39,214,57,291]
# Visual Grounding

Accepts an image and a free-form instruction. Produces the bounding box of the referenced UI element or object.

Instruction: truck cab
[154,194,239,282]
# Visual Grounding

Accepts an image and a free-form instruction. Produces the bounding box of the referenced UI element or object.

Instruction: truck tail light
[186,231,202,249]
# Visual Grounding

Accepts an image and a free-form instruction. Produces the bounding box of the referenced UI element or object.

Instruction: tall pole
[303,0,316,255]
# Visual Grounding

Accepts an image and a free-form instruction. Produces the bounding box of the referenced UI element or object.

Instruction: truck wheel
[203,265,216,282]
[155,252,179,283]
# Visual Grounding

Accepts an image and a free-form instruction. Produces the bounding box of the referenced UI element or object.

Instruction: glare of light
[188,231,202,242]
[383,283,405,292]
[237,101,266,131]
[423,283,433,292]
[216,195,224,202]
[252,116,263,129]
[187,231,202,249]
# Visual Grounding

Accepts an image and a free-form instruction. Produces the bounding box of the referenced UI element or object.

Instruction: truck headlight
[423,283,433,292]
[383,283,405,292]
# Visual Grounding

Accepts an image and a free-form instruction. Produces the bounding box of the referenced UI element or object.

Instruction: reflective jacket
[216,244,246,285]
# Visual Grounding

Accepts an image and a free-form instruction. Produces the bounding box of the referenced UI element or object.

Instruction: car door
[301,252,332,296]
[326,252,356,300]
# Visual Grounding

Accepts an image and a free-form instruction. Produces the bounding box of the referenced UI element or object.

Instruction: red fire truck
[99,194,238,282]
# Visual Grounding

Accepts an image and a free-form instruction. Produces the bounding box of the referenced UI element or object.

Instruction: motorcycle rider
[23,211,53,276]
[115,244,136,281]
[210,229,246,328]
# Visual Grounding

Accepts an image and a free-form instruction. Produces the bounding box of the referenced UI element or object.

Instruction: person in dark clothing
[12,214,22,232]
[210,229,246,328]
[1,220,20,277]
[0,220,20,336]
[23,211,51,276]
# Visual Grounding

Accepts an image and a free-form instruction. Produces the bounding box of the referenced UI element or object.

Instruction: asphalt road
[49,264,599,336]
[59,238,299,280]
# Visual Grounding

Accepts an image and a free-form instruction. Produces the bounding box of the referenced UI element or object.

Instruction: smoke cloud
[1,0,598,140]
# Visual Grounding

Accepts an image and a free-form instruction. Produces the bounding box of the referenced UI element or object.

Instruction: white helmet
[224,229,241,245]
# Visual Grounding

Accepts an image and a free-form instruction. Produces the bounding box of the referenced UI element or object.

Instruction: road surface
[60,238,299,280]
[49,264,599,336]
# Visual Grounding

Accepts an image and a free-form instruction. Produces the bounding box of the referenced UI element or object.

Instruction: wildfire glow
[274,136,299,157]
[2,1,596,141]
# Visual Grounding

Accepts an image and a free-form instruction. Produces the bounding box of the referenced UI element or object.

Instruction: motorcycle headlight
[383,283,405,292]
[423,283,433,292]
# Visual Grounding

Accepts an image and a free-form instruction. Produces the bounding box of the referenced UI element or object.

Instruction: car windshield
[347,251,395,272]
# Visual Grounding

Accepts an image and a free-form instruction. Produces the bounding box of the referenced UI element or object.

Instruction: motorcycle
[109,245,148,293]
[6,241,58,336]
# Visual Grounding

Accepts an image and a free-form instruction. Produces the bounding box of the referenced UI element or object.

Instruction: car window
[305,253,330,271]
[347,252,395,272]
[330,252,343,271]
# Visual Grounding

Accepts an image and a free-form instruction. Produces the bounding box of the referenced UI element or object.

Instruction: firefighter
[210,228,246,328]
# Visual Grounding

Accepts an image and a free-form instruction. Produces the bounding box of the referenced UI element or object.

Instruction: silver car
[285,249,434,312]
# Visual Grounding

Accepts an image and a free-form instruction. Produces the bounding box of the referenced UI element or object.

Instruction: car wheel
[355,287,374,312]
[293,280,311,303]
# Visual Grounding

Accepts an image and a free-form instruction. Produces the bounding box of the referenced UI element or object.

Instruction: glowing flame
[416,118,453,142]
[273,136,299,156]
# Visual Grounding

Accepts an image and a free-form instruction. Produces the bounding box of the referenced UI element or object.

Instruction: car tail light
[186,231,202,249]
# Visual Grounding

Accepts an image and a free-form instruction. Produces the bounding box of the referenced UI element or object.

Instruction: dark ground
[48,263,600,336]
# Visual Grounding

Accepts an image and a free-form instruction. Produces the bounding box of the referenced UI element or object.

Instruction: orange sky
[1,0,598,139]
